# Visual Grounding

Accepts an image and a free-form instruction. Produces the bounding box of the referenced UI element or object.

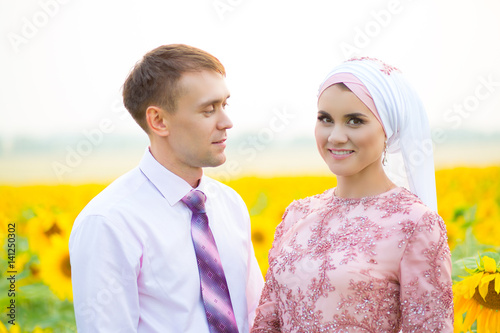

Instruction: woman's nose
[327,126,348,144]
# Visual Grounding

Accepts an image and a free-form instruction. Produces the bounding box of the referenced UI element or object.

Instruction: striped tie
[181,189,239,333]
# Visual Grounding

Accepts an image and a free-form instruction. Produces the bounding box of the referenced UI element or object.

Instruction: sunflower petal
[483,256,497,273]
[476,307,488,333]
[465,272,484,299]
[489,310,497,333]
[495,274,500,294]
[497,309,500,333]
[479,274,496,301]
[8,323,20,333]
[454,293,473,327]
[454,293,470,315]
[453,313,463,333]
[481,274,497,285]
[0,321,8,333]
[462,301,481,331]
[479,281,490,301]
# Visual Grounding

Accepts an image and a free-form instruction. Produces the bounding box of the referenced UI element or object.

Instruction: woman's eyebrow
[344,112,369,118]
[317,111,369,118]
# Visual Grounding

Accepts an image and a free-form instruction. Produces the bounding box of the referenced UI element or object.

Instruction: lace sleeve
[250,269,282,332]
[399,210,454,332]
[251,201,304,332]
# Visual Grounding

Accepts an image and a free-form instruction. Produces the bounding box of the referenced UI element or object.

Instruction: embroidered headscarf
[318,57,437,211]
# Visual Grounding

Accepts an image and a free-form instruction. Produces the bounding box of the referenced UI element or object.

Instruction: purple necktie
[181,190,239,333]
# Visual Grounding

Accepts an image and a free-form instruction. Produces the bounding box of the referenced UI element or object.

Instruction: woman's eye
[317,115,332,123]
[347,117,363,125]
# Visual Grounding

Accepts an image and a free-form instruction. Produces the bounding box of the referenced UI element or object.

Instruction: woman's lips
[328,149,354,160]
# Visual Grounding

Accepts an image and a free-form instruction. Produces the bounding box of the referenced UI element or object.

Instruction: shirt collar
[139,148,206,206]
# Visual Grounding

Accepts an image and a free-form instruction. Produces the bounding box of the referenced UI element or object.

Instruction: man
[69,44,264,332]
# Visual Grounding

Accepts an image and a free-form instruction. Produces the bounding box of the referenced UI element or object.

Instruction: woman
[251,58,454,332]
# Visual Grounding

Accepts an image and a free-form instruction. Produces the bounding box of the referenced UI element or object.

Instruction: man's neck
[148,145,202,188]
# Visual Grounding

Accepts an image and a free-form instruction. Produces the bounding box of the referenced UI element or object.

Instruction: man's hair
[122,44,226,132]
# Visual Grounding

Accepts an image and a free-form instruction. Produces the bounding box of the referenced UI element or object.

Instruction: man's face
[163,70,232,173]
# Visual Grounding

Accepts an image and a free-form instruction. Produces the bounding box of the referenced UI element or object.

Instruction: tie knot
[181,190,206,214]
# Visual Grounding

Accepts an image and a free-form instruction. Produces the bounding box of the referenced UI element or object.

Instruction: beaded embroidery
[347,57,401,75]
[251,187,453,333]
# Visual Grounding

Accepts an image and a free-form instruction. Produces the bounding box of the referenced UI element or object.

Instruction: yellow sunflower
[0,321,20,333]
[25,206,71,255]
[38,235,73,302]
[31,327,53,333]
[454,255,500,332]
[251,214,279,276]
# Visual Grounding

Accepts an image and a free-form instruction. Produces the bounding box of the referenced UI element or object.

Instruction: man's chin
[203,155,227,168]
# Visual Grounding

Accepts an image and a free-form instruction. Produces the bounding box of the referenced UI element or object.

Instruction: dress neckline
[331,186,403,205]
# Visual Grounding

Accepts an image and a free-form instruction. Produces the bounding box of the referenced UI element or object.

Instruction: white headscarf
[318,58,437,211]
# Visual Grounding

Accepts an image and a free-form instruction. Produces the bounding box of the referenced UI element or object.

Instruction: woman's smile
[328,149,355,159]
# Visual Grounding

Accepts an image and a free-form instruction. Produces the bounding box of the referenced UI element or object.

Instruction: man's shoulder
[76,167,148,219]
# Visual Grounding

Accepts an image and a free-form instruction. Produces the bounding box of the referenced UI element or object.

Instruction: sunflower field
[1,166,500,332]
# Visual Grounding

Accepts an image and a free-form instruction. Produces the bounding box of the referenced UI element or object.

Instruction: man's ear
[146,106,169,137]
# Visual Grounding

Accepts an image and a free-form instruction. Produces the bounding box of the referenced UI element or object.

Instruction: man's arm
[69,215,141,332]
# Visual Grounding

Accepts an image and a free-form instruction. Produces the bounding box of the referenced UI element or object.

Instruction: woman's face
[315,84,386,179]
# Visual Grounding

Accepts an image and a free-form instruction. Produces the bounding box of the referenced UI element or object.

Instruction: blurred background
[1,0,500,331]
[1,0,500,183]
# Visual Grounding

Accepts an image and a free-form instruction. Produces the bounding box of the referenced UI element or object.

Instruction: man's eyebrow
[197,95,231,108]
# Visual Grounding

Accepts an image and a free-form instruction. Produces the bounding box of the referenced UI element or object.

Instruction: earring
[382,141,388,166]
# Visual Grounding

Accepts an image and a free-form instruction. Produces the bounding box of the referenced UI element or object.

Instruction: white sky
[1,0,500,141]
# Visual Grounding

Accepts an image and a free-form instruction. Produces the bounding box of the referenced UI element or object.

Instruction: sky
[0,0,499,182]
[1,0,500,136]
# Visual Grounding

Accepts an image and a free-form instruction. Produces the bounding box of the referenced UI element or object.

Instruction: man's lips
[212,138,227,144]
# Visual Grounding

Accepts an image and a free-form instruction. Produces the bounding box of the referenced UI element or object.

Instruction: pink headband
[318,72,384,132]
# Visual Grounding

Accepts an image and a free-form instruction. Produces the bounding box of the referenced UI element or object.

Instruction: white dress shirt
[69,149,264,332]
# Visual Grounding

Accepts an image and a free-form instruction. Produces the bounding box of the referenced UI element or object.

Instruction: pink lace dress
[251,187,453,332]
